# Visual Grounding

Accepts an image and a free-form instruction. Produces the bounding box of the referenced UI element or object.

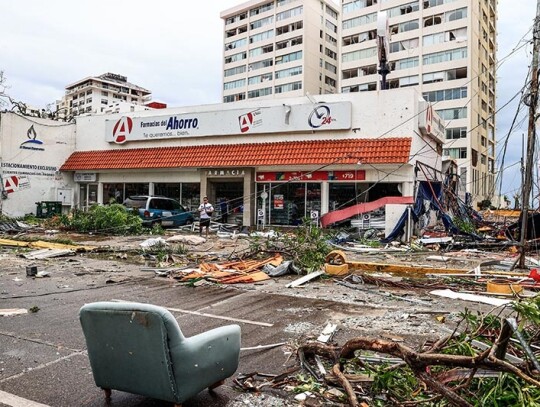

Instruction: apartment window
[276,36,302,50]
[444,147,467,159]
[342,68,359,79]
[225,38,247,51]
[445,127,467,139]
[276,6,303,21]
[446,7,467,21]
[275,66,302,79]
[325,33,337,45]
[250,29,274,44]
[390,19,419,34]
[389,38,419,53]
[423,87,467,102]
[385,1,419,18]
[342,47,377,63]
[276,21,303,35]
[342,12,377,30]
[250,16,274,30]
[423,47,467,65]
[223,78,246,90]
[423,28,467,45]
[347,82,377,92]
[248,87,272,98]
[398,75,419,87]
[277,0,298,6]
[437,107,467,120]
[101,91,108,96]
[225,13,247,25]
[225,51,247,64]
[248,72,273,85]
[249,58,274,70]
[275,81,302,93]
[342,0,377,14]
[275,51,302,64]
[423,0,457,8]
[325,76,336,87]
[86,98,92,103]
[393,56,419,70]
[424,14,443,27]
[325,61,337,74]
[223,93,246,103]
[250,44,274,57]
[224,65,247,77]
[250,2,273,16]
[326,20,337,33]
[326,6,338,19]
[325,48,337,60]
[101,99,108,105]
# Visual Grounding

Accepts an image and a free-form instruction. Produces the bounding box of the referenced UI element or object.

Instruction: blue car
[123,196,194,227]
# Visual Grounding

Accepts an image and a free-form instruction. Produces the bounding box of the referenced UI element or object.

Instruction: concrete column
[402,181,414,197]
[243,170,254,226]
[97,182,104,205]
[199,170,208,200]
[149,182,154,196]
[320,182,329,215]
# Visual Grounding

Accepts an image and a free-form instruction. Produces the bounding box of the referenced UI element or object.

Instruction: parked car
[123,196,194,227]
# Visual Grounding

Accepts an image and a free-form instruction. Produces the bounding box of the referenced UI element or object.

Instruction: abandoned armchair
[79,301,241,406]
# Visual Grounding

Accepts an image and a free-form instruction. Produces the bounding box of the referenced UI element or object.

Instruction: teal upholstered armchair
[79,301,241,406]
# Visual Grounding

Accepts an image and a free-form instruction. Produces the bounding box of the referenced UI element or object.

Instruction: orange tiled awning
[60,138,412,171]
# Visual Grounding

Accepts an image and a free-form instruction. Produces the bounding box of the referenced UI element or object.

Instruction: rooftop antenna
[377,11,391,90]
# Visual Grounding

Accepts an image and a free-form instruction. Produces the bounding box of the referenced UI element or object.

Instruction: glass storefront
[154,182,200,212]
[329,183,368,211]
[258,182,321,225]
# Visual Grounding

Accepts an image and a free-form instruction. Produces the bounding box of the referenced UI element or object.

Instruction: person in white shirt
[198,196,214,237]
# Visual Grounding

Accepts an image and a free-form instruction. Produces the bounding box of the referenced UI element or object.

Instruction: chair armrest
[169,325,241,401]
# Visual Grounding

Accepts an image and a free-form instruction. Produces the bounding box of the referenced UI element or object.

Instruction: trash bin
[35,201,62,218]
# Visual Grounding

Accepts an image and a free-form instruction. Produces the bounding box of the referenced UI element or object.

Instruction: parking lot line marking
[0,390,50,407]
[111,299,273,327]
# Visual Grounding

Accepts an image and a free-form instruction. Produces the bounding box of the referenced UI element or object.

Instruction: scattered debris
[0,308,28,316]
[286,270,325,288]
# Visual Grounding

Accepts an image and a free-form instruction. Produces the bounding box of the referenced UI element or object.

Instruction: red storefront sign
[256,170,365,182]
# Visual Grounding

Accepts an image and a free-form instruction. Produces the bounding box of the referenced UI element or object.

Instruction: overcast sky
[0,0,537,201]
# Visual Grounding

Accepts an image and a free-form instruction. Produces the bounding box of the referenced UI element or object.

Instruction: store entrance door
[210,181,244,224]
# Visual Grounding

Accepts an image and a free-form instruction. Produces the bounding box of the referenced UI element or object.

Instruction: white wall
[0,113,76,217]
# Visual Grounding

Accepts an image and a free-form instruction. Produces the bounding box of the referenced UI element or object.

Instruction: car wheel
[185,219,193,225]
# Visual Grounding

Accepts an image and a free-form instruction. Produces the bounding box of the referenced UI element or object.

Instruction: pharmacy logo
[238,109,262,133]
[112,117,133,144]
[308,105,333,128]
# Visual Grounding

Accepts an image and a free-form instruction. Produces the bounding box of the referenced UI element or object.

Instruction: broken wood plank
[286,270,325,288]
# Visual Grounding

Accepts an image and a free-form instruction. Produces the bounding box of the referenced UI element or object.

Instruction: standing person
[198,196,214,237]
[219,197,229,224]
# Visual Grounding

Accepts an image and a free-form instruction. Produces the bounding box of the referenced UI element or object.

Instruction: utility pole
[519,0,540,268]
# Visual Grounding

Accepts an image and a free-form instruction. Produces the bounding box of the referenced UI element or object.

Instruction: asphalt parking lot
[0,268,375,407]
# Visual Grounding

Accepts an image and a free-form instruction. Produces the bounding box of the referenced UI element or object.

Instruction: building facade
[338,0,496,207]
[56,73,152,118]
[220,0,341,103]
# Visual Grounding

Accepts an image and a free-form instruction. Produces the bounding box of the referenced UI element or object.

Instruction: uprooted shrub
[61,204,143,235]
[249,218,333,273]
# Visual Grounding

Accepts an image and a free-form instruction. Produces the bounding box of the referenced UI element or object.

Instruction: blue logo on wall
[20,125,44,151]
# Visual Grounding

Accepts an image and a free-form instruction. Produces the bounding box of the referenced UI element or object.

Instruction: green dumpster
[36,201,62,218]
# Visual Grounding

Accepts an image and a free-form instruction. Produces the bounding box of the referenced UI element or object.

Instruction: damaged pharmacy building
[0,88,450,237]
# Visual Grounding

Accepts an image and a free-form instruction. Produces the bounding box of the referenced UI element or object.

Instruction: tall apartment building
[56,73,152,118]
[340,0,497,206]
[220,0,340,103]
